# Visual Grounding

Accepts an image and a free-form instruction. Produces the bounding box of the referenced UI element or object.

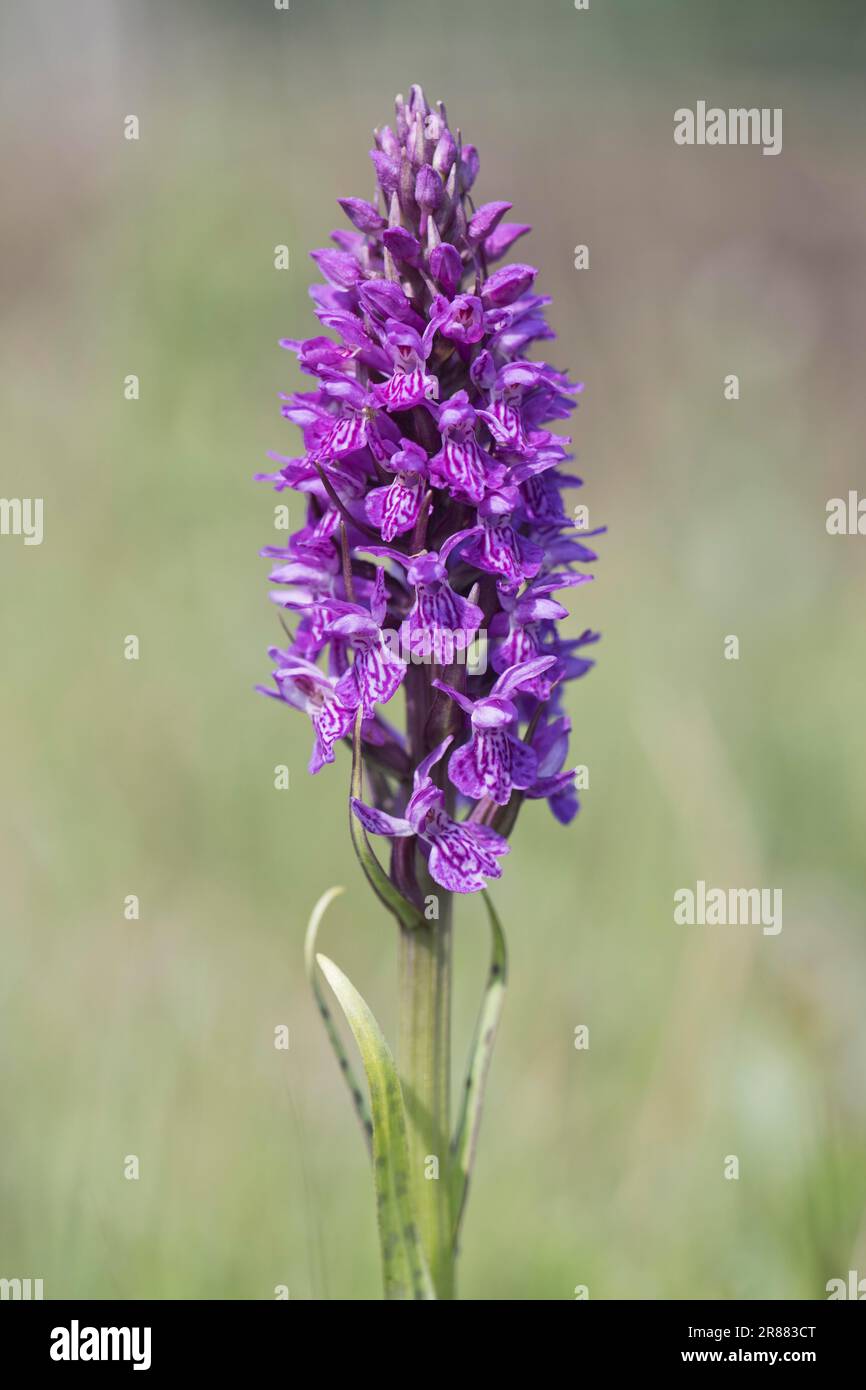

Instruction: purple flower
[524,715,580,824]
[415,164,443,212]
[256,83,600,899]
[337,197,386,232]
[326,571,406,717]
[330,610,405,716]
[352,738,509,894]
[481,263,538,309]
[430,244,463,296]
[368,542,484,665]
[372,322,440,411]
[258,655,356,774]
[428,293,487,345]
[467,201,512,243]
[433,656,557,805]
[451,489,545,593]
[490,571,592,678]
[365,438,429,541]
[428,392,504,504]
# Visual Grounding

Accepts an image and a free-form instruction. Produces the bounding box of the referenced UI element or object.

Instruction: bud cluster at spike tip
[256,84,602,898]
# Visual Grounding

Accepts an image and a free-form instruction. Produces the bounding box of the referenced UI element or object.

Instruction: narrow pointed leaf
[349,709,424,930]
[317,953,436,1301]
[450,889,508,1245]
[304,886,373,1152]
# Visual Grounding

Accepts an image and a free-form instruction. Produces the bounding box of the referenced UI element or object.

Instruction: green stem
[398,889,454,1300]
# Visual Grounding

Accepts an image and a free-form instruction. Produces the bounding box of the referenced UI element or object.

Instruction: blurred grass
[1,0,865,1299]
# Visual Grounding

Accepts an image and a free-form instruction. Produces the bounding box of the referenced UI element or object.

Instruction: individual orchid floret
[428,391,504,503]
[329,609,405,716]
[466,200,512,243]
[524,715,580,824]
[351,737,509,893]
[257,654,356,774]
[372,322,439,411]
[429,243,463,296]
[480,263,538,309]
[367,541,484,662]
[322,571,406,717]
[450,488,544,593]
[491,571,593,675]
[433,655,557,805]
[337,196,387,232]
[426,292,488,346]
[477,361,550,457]
[365,438,429,540]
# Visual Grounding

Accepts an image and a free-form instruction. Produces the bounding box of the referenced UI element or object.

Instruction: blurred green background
[2,0,865,1300]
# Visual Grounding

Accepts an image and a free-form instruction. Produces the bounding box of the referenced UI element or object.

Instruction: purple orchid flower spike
[258,82,600,892]
[352,737,509,893]
[254,80,602,1304]
[257,81,600,893]
[433,655,558,805]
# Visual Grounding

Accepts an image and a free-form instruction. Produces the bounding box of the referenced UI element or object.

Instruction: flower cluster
[257,84,600,897]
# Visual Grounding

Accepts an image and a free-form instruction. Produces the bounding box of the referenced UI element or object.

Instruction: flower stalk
[398,898,453,1298]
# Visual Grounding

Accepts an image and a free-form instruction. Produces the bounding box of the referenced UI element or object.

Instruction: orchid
[432,655,557,806]
[351,736,510,894]
[255,84,600,1299]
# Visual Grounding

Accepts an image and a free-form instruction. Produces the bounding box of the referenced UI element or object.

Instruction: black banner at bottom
[3,1298,862,1373]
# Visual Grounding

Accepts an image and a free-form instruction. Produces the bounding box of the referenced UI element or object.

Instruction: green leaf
[316,953,436,1300]
[349,710,424,930]
[450,889,508,1246]
[304,886,373,1153]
